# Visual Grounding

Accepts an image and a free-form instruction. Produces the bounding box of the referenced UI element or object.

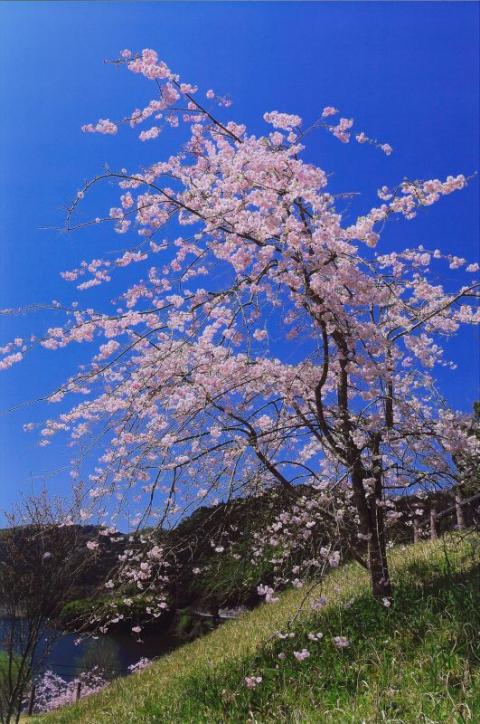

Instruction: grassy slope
[36,534,480,723]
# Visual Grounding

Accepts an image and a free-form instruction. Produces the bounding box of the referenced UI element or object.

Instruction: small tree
[0,494,94,723]
[1,49,479,605]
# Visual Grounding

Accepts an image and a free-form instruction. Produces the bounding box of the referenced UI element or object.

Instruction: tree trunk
[455,492,466,530]
[413,518,421,543]
[430,505,438,541]
[75,681,82,702]
[367,503,392,600]
[27,685,36,716]
[351,462,392,600]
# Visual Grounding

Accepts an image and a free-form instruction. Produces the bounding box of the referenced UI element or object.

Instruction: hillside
[34,532,479,723]
[55,486,478,634]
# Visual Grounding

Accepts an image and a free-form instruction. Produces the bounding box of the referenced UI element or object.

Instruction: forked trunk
[351,463,393,600]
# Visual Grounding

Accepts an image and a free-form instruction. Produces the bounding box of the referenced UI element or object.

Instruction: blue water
[0,618,177,681]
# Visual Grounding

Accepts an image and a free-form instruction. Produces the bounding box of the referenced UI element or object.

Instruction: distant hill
[3,485,478,636]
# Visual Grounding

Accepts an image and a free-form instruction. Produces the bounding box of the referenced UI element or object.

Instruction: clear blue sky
[0,1,478,513]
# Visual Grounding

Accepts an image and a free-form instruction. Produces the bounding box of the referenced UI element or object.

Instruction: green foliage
[173,609,216,641]
[0,651,22,718]
[187,539,276,609]
[58,593,163,631]
[75,640,122,681]
[34,534,480,723]
[57,599,96,627]
[0,652,19,678]
[169,490,297,610]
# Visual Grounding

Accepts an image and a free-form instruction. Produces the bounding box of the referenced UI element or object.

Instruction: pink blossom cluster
[88,535,170,633]
[81,118,118,135]
[128,657,152,673]
[263,111,302,130]
[245,675,262,689]
[31,668,106,714]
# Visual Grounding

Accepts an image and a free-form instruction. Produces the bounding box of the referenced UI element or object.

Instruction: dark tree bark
[367,478,392,600]
[367,525,392,599]
[318,329,394,601]
[413,518,421,543]
[430,505,438,541]
[351,461,392,600]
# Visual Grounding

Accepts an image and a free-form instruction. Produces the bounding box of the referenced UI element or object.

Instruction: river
[0,618,179,681]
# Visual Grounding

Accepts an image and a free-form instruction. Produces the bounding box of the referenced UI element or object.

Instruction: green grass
[35,533,480,723]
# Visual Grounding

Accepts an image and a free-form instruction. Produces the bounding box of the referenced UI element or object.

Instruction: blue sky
[0,1,478,513]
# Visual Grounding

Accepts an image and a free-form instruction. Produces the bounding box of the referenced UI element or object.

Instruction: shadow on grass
[169,554,480,722]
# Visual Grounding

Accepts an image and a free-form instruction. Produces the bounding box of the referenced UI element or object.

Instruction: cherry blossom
[332,636,350,648]
[244,675,262,689]
[31,668,107,713]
